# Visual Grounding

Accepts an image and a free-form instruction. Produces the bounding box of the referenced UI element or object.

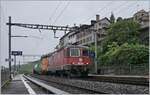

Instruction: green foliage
[99,43,149,65]
[19,60,40,74]
[116,17,123,22]
[89,44,103,58]
[89,19,148,75]
[102,20,140,53]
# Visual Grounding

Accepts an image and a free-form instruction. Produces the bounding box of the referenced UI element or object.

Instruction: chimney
[91,20,96,25]
[96,14,100,22]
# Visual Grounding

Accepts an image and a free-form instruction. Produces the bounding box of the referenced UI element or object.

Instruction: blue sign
[89,51,95,58]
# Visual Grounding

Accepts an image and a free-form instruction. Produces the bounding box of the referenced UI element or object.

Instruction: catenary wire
[80,1,114,24]
[49,1,62,24]
[53,1,71,25]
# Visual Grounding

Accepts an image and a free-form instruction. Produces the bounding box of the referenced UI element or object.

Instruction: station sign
[11,51,22,56]
[89,51,95,58]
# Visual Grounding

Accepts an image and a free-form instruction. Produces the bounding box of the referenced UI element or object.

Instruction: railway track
[23,75,69,94]
[22,76,51,94]
[26,75,105,94]
[30,74,149,94]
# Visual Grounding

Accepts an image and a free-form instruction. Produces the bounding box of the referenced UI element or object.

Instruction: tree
[88,44,102,58]
[116,17,123,22]
[102,20,140,53]
[110,12,115,23]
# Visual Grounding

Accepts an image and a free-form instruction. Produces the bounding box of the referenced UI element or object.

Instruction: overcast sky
[0,0,149,67]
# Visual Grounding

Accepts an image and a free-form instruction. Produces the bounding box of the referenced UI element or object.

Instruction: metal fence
[1,66,10,87]
[97,64,149,75]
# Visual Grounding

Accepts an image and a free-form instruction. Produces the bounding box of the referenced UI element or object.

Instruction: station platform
[88,74,149,79]
[1,74,29,94]
[88,74,149,85]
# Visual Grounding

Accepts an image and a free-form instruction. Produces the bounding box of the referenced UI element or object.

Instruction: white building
[76,15,111,46]
[59,15,111,47]
[59,26,79,47]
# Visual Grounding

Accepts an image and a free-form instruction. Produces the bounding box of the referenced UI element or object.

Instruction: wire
[28,35,43,39]
[49,1,62,24]
[100,1,129,18]
[53,1,71,25]
[80,1,137,24]
[80,1,114,24]
[114,1,138,16]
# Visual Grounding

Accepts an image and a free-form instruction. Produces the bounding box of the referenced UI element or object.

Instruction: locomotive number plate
[78,62,83,65]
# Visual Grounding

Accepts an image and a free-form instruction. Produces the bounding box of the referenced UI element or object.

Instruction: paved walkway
[1,74,29,94]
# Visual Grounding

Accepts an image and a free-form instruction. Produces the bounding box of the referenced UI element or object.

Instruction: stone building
[133,9,149,26]
[133,9,149,45]
[138,22,149,45]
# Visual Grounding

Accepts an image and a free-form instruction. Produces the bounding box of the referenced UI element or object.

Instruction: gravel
[31,75,149,94]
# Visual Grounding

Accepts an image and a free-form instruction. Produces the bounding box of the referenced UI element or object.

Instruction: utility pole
[14,55,16,75]
[6,16,72,77]
[18,61,20,73]
[94,14,99,74]
[8,16,12,79]
[94,28,98,74]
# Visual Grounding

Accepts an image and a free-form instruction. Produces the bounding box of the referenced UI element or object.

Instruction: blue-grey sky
[0,0,149,67]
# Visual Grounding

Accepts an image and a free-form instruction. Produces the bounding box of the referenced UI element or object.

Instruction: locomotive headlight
[86,63,89,64]
[79,58,83,62]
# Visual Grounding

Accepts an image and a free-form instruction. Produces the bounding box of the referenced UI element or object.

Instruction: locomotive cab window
[70,48,80,57]
[83,49,89,56]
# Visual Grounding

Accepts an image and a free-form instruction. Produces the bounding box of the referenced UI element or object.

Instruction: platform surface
[88,74,149,78]
[1,74,29,94]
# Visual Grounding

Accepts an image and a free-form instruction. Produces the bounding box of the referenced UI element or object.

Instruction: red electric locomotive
[40,45,92,77]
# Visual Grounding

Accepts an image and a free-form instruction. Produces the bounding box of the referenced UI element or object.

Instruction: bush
[99,43,149,65]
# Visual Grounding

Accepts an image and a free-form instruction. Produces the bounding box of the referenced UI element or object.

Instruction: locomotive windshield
[82,49,89,56]
[70,48,80,57]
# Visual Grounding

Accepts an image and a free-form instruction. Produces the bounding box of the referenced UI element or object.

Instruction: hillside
[19,60,40,74]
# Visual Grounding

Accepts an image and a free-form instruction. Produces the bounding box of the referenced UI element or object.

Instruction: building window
[86,38,89,42]
[84,39,86,43]
[89,36,92,41]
